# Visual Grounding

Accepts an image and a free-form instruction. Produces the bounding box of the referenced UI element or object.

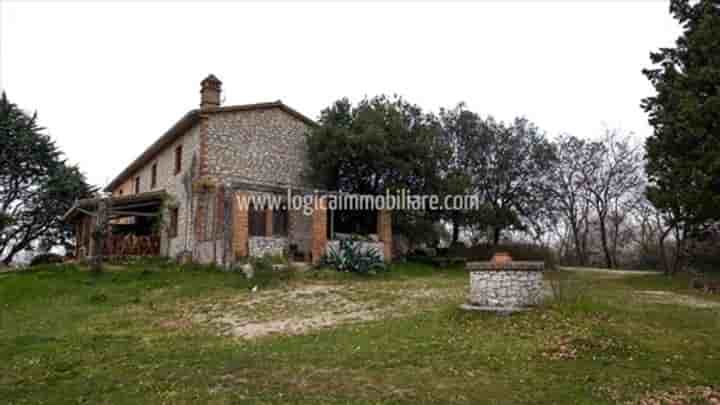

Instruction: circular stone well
[463,254,544,313]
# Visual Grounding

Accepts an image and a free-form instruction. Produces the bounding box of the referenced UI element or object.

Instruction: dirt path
[563,267,719,309]
[189,280,464,339]
[186,268,717,340]
[636,290,720,309]
[562,266,660,276]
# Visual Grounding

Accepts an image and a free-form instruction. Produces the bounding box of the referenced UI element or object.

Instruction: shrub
[405,255,436,266]
[268,254,288,265]
[689,230,720,273]
[89,292,108,304]
[29,253,64,267]
[322,239,387,274]
[247,255,295,288]
[448,243,557,269]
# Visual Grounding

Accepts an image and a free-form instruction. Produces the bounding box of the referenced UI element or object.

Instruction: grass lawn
[1,260,719,404]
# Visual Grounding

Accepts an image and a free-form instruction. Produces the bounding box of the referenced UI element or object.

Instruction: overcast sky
[1,1,681,188]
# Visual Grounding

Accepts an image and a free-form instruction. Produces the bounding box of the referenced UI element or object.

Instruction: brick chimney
[200,74,222,109]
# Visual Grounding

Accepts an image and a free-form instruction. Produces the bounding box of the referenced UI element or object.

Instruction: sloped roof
[63,190,168,221]
[103,101,316,192]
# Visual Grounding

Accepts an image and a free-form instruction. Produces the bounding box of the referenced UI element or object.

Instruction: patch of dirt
[633,385,720,405]
[226,310,380,339]
[563,267,660,276]
[189,282,462,339]
[158,317,194,330]
[636,290,720,309]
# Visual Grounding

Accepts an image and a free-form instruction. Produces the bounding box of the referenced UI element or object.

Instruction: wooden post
[90,198,110,272]
[74,223,81,258]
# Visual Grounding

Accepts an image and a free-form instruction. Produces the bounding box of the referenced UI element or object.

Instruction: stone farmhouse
[64,75,393,265]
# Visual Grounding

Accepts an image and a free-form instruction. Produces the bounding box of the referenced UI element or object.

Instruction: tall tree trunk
[452,221,460,244]
[670,225,686,276]
[598,215,613,269]
[2,255,13,266]
[580,218,590,266]
[657,225,674,276]
[492,227,501,246]
[610,219,620,268]
[570,222,585,266]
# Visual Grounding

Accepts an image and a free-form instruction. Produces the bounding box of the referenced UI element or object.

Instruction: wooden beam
[109,210,160,217]
[76,207,97,217]
[112,201,162,211]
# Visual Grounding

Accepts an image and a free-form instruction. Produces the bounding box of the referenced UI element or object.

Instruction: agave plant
[322,238,386,274]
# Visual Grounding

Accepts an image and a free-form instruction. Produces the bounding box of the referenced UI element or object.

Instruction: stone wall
[107,100,345,267]
[111,124,201,260]
[205,108,311,188]
[249,237,288,258]
[468,270,543,308]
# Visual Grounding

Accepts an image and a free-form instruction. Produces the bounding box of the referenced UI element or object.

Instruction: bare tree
[547,134,594,265]
[579,130,644,269]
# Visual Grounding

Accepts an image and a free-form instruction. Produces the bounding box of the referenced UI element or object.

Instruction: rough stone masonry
[466,258,545,310]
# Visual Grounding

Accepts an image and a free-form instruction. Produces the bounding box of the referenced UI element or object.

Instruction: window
[174,145,183,174]
[248,204,266,237]
[134,176,140,194]
[151,163,157,189]
[169,207,179,238]
[118,189,124,196]
[273,203,288,236]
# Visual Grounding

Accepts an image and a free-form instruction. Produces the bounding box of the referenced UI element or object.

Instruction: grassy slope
[1,261,719,404]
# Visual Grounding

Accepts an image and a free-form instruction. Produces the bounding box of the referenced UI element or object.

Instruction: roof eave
[103,110,200,192]
[102,101,317,193]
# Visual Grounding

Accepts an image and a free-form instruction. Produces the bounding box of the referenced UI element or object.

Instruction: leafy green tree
[0,93,95,264]
[469,117,556,245]
[642,0,720,231]
[306,96,446,195]
[437,104,482,244]
[306,96,449,241]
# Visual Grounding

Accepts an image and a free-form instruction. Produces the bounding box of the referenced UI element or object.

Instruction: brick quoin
[198,114,210,177]
[233,192,249,258]
[215,184,225,239]
[311,197,328,264]
[377,209,393,262]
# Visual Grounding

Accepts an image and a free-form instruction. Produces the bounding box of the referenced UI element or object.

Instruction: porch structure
[63,191,167,259]
[230,182,392,265]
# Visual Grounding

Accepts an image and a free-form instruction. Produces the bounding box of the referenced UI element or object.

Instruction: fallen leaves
[634,386,720,405]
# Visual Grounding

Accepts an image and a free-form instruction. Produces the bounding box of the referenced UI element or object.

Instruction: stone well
[463,253,544,312]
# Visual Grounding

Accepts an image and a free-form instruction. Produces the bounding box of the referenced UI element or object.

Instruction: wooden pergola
[63,191,168,260]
